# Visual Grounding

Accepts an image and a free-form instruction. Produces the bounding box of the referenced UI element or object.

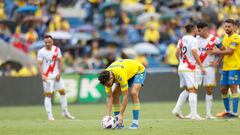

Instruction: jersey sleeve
[176,40,180,49]
[214,37,222,48]
[229,35,239,50]
[57,48,62,58]
[37,51,43,62]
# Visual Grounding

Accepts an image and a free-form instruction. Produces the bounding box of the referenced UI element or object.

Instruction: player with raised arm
[98,59,146,129]
[172,24,206,120]
[37,35,75,120]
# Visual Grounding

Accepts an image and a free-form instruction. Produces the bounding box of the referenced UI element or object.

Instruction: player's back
[177,35,198,71]
[222,33,240,71]
[106,59,145,79]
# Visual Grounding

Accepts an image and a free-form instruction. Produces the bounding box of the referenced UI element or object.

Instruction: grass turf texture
[0,102,239,135]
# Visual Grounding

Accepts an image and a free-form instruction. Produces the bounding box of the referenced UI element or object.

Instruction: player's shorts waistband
[178,70,196,72]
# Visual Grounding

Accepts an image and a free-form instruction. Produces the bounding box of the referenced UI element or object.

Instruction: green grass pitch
[0,102,240,135]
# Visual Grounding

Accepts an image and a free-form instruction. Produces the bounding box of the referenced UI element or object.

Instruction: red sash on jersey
[199,36,216,63]
[44,47,58,77]
[179,39,196,70]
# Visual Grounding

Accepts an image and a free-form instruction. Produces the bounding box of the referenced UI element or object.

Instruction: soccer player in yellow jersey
[209,19,240,118]
[98,59,146,129]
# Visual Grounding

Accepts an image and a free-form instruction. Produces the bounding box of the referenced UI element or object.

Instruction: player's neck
[186,33,195,37]
[202,33,210,39]
[45,46,53,51]
[227,32,234,36]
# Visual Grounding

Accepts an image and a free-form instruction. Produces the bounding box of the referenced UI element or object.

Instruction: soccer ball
[101,116,117,129]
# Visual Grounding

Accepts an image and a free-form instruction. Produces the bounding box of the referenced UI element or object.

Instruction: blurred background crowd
[0,0,239,77]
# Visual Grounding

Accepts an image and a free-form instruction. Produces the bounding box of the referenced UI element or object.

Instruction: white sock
[189,93,197,116]
[206,94,213,115]
[132,120,138,125]
[59,95,68,113]
[174,90,189,112]
[44,97,53,117]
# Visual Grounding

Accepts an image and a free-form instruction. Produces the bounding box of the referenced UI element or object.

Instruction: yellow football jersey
[222,33,240,71]
[105,59,145,93]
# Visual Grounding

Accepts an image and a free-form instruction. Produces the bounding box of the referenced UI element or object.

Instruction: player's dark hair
[185,24,196,33]
[235,20,240,27]
[98,70,111,85]
[224,19,236,25]
[44,35,53,40]
[197,21,208,29]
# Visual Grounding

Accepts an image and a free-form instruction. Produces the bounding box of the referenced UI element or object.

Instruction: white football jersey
[177,35,198,71]
[37,46,62,79]
[197,34,221,66]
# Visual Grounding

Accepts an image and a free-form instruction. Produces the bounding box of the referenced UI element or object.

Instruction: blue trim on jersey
[220,70,240,85]
[128,71,147,87]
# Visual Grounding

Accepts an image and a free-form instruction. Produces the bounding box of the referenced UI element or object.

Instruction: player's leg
[112,84,121,117]
[228,84,239,117]
[219,71,231,116]
[172,72,189,119]
[204,86,216,119]
[43,80,54,120]
[227,70,240,118]
[186,71,203,120]
[204,67,216,119]
[55,78,75,119]
[129,84,141,129]
[112,84,123,129]
[129,71,146,129]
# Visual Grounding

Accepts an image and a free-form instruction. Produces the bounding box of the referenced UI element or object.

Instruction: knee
[188,88,198,93]
[58,89,66,95]
[205,88,213,95]
[113,91,120,98]
[206,91,212,95]
[229,85,238,93]
[220,88,228,95]
[44,92,53,97]
[130,90,139,97]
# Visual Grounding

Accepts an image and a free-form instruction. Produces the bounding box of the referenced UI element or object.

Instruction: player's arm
[208,39,236,55]
[210,39,224,66]
[105,87,113,116]
[37,60,46,80]
[208,47,234,55]
[175,40,181,61]
[175,48,180,61]
[37,52,46,81]
[56,49,63,80]
[118,74,129,126]
[192,48,206,74]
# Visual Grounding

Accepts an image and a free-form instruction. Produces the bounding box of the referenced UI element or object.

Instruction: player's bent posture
[196,22,222,119]
[172,24,206,120]
[98,59,146,129]
[208,19,240,118]
[37,35,75,120]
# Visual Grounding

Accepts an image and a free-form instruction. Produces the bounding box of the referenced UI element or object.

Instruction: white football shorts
[43,78,65,93]
[196,66,216,87]
[178,71,198,89]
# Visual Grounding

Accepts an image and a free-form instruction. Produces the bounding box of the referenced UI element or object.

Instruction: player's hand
[41,74,47,82]
[209,61,219,67]
[118,113,123,127]
[200,67,206,75]
[56,73,61,81]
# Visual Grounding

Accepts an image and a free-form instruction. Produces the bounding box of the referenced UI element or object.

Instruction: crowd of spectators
[0,0,239,76]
